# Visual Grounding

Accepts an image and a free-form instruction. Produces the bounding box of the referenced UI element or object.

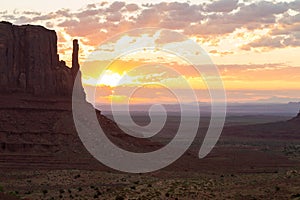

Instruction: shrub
[130,186,136,190]
[115,196,125,200]
[74,174,80,179]
[42,189,48,195]
[291,193,300,198]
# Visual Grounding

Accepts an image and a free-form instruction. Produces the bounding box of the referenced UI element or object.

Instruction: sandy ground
[0,168,300,200]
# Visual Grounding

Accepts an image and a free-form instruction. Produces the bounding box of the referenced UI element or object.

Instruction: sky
[1,0,300,104]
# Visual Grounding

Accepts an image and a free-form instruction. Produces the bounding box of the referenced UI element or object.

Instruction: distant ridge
[289,109,300,121]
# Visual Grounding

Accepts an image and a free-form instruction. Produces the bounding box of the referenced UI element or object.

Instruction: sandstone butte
[0,21,158,165]
[0,21,78,97]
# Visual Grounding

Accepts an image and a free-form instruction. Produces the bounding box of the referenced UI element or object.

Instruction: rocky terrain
[0,169,300,200]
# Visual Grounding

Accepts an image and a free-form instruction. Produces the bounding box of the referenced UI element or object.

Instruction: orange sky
[1,0,300,103]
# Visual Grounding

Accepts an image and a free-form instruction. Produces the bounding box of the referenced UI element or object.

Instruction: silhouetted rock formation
[72,39,80,78]
[0,21,85,162]
[0,22,159,169]
[286,108,300,122]
[0,21,75,96]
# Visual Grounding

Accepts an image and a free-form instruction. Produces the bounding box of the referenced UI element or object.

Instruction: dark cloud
[167,5,203,22]
[159,20,187,29]
[107,1,125,12]
[278,13,300,25]
[205,0,239,12]
[241,36,285,50]
[283,35,300,47]
[228,1,289,26]
[184,22,238,36]
[106,12,122,22]
[14,16,32,24]
[155,30,186,45]
[76,9,102,18]
[125,4,139,12]
[86,4,97,9]
[289,0,300,12]
[154,2,191,11]
[57,19,79,27]
[135,8,162,26]
[241,33,300,50]
[0,14,17,21]
[31,13,56,21]
[54,9,73,18]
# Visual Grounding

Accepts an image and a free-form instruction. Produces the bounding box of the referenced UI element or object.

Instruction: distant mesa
[286,108,300,122]
[0,21,79,97]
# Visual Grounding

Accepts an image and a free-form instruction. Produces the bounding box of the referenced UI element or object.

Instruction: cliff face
[0,21,77,96]
[0,22,159,169]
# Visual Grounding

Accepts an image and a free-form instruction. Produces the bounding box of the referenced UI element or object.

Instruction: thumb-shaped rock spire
[72,39,79,79]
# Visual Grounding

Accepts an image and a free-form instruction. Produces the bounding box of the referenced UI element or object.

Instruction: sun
[97,70,123,87]
[82,68,136,88]
[82,70,123,87]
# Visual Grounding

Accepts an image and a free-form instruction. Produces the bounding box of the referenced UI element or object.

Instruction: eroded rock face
[0,22,157,168]
[0,21,76,96]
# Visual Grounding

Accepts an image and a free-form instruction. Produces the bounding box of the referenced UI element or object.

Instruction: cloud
[241,32,300,50]
[31,13,56,21]
[14,16,32,24]
[125,4,139,12]
[62,16,102,38]
[2,0,300,52]
[155,30,187,45]
[209,50,233,56]
[22,11,41,15]
[86,4,97,9]
[205,0,239,12]
[218,63,300,82]
[135,8,163,26]
[167,4,203,22]
[289,0,300,12]
[231,1,289,23]
[106,12,122,22]
[184,22,238,36]
[241,36,285,50]
[57,19,79,27]
[76,9,102,18]
[283,35,300,47]
[278,13,300,25]
[107,1,125,12]
[54,9,73,18]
